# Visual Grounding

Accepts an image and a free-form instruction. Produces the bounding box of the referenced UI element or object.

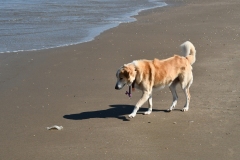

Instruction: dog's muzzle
[115,82,125,90]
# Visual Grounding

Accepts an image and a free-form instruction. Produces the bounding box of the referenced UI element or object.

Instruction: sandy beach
[0,0,240,159]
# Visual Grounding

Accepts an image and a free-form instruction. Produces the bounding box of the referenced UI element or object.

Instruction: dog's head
[115,64,136,90]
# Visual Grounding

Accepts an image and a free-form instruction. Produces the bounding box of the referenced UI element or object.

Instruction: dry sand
[0,0,240,159]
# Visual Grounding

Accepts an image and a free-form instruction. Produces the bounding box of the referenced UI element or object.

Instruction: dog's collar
[132,79,136,90]
[125,62,137,98]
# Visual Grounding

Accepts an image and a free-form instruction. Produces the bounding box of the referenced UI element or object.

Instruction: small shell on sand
[46,125,63,130]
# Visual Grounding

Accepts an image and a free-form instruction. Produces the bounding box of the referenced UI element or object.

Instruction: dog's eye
[120,78,123,80]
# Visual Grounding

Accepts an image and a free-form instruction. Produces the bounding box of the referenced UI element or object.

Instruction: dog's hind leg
[167,78,179,112]
[181,78,193,112]
[144,95,152,115]
[182,88,191,111]
[129,91,151,118]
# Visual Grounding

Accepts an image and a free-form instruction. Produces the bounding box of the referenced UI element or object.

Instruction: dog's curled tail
[180,41,196,65]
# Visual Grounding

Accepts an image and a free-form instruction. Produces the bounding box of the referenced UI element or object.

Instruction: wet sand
[0,0,240,159]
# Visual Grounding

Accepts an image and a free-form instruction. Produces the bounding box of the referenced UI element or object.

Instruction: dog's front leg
[144,95,152,115]
[129,91,150,118]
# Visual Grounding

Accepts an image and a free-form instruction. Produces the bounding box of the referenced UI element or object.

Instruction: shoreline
[0,1,168,54]
[0,1,174,57]
[1,0,240,159]
[0,0,179,55]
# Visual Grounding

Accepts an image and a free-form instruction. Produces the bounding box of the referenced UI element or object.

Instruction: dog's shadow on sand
[63,105,168,121]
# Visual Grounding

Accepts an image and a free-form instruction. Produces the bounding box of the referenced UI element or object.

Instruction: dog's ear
[122,64,136,79]
[123,70,130,78]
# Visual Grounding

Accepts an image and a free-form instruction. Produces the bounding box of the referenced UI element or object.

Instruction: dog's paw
[181,107,189,112]
[166,109,173,112]
[128,113,136,118]
[144,110,152,115]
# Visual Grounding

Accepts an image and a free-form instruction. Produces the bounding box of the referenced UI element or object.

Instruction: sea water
[0,0,167,53]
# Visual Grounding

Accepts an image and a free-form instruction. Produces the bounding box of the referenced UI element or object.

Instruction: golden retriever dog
[115,41,196,118]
